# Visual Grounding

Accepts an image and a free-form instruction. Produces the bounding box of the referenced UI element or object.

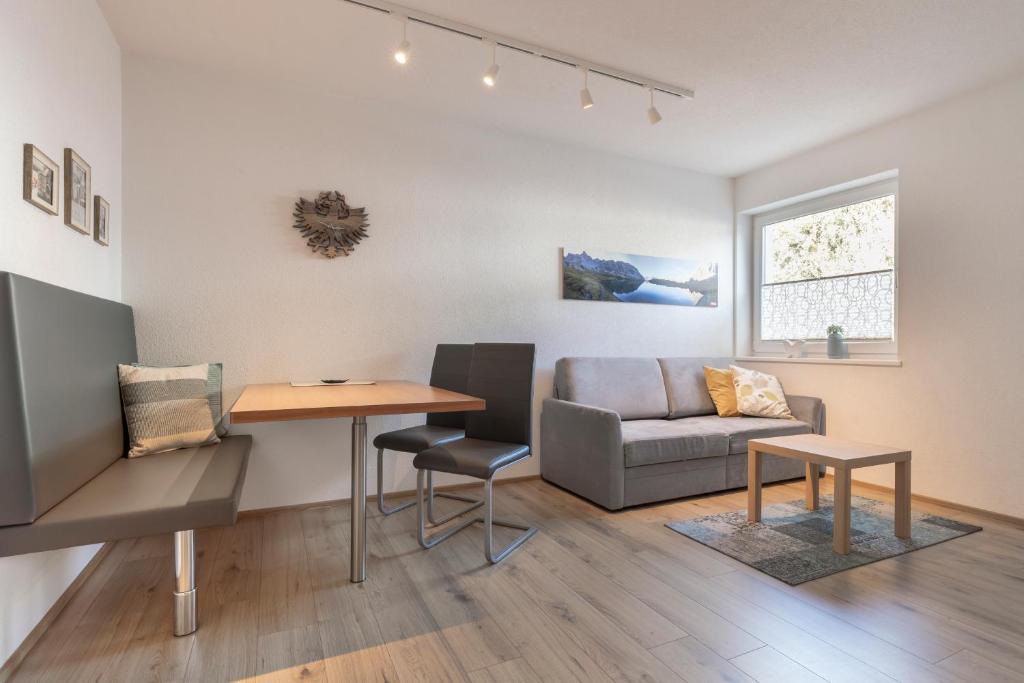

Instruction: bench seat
[0,435,250,558]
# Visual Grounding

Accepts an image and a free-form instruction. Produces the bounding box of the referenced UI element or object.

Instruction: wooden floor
[9,477,1024,683]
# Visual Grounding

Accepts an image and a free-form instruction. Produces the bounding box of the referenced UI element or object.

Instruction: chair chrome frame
[415,459,537,563]
[377,447,482,523]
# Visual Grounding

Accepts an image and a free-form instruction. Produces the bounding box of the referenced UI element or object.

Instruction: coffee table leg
[747,448,762,523]
[351,415,367,582]
[895,460,911,539]
[805,463,819,510]
[833,467,851,555]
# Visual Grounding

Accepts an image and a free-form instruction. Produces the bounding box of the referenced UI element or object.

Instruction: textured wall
[122,56,735,511]
[1,1,122,298]
[735,74,1024,517]
[0,0,122,664]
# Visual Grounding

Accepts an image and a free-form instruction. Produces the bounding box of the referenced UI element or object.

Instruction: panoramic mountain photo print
[561,248,718,307]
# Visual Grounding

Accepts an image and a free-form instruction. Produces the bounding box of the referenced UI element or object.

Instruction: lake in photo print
[561,248,718,307]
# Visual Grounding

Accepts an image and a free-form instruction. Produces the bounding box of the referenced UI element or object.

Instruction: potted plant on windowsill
[827,325,848,359]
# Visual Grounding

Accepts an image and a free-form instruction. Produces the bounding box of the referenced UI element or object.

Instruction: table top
[748,433,910,469]
[229,380,485,424]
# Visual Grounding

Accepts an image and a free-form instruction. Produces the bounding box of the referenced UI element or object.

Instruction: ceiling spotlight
[579,66,594,110]
[647,87,662,125]
[393,15,410,65]
[482,40,499,87]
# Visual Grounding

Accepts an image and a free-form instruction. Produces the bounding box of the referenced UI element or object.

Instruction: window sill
[735,355,902,368]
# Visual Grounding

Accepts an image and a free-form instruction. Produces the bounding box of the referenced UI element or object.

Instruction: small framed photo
[63,148,91,234]
[94,195,110,246]
[23,144,59,215]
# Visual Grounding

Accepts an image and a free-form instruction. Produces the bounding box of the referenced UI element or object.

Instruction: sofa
[540,357,824,510]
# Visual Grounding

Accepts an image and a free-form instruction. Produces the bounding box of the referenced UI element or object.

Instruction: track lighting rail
[341,0,695,100]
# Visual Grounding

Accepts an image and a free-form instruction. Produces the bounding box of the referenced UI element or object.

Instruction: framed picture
[562,247,719,307]
[63,148,91,234]
[22,144,59,215]
[94,195,110,246]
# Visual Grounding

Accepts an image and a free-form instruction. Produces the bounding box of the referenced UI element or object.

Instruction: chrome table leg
[351,415,367,582]
[173,529,197,636]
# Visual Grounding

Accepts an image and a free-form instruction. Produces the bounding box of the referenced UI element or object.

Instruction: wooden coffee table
[747,434,911,555]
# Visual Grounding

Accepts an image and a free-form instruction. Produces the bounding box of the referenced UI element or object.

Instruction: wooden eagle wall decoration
[292,191,369,258]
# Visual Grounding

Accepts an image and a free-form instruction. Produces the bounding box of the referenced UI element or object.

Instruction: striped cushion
[118,363,220,458]
[134,361,227,436]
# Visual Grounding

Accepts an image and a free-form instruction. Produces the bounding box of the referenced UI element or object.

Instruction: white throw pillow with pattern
[729,365,793,419]
[118,363,221,457]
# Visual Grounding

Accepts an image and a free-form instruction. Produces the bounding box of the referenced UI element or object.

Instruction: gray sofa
[540,357,824,510]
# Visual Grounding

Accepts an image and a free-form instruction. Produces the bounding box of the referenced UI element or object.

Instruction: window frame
[752,178,899,357]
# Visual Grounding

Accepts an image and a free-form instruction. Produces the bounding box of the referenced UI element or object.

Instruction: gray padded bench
[0,272,250,636]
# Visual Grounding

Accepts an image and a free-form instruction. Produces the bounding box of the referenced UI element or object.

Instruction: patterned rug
[666,495,981,585]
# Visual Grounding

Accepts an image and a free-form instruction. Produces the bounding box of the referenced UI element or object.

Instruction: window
[753,179,897,354]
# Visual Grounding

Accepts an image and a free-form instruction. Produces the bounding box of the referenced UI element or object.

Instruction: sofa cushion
[554,357,668,420]
[703,365,741,417]
[621,419,729,467]
[730,365,793,419]
[657,357,733,418]
[713,415,813,454]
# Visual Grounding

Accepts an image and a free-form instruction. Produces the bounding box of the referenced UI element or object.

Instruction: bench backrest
[0,272,137,526]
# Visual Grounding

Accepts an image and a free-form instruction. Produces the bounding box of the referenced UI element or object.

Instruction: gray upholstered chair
[372,343,481,523]
[413,343,537,564]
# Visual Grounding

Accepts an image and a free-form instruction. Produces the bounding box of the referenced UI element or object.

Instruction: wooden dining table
[230,380,485,582]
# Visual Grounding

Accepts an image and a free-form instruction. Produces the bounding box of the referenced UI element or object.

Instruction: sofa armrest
[540,398,626,510]
[787,395,825,435]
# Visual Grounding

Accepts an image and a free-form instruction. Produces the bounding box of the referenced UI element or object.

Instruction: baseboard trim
[825,474,1024,528]
[238,474,541,519]
[0,542,114,682]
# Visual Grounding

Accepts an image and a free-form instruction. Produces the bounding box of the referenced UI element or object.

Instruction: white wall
[122,56,735,512]
[735,74,1024,517]
[0,0,122,665]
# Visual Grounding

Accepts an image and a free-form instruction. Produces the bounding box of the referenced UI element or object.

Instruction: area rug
[665,495,981,585]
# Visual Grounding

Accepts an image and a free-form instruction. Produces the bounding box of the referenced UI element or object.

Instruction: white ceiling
[98,0,1024,176]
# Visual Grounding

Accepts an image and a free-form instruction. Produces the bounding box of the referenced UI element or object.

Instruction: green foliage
[766,195,895,282]
[563,267,630,301]
[827,324,845,337]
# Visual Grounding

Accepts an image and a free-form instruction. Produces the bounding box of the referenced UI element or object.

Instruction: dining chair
[413,343,537,563]
[373,343,482,523]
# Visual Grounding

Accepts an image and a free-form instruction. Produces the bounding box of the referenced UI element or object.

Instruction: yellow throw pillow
[729,365,793,419]
[703,366,741,417]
